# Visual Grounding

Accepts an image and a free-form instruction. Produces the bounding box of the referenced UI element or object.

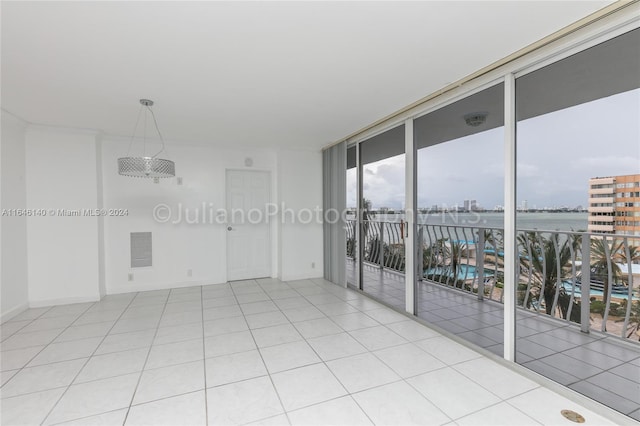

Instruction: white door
[226,170,271,281]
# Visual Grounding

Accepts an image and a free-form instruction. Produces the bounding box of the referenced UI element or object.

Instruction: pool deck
[347,260,640,420]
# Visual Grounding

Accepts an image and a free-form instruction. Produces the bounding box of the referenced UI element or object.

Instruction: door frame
[224,168,274,281]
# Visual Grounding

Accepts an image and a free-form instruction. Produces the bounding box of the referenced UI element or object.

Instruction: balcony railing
[346,219,640,342]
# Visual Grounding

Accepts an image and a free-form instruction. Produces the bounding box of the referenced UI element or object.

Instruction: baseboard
[0,302,29,324]
[28,294,101,308]
[106,279,225,296]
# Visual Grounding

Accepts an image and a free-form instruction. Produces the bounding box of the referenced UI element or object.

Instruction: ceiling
[1,1,614,150]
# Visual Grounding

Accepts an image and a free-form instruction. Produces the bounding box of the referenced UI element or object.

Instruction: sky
[347,88,640,210]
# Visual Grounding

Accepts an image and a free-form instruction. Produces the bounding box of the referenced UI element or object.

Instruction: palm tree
[517,232,579,317]
[589,238,639,305]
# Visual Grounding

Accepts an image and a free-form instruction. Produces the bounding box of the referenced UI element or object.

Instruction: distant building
[463,199,477,212]
[588,174,640,236]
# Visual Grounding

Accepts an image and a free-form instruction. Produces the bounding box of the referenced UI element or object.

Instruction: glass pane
[415,83,505,356]
[358,125,406,309]
[515,28,640,418]
[346,145,357,288]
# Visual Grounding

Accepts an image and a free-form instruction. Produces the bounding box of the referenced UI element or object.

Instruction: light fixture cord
[125,104,144,156]
[146,105,167,158]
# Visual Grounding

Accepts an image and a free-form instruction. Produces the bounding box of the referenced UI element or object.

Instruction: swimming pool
[424,264,496,280]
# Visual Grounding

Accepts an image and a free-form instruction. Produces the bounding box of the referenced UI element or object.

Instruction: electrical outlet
[128,273,134,281]
[187,269,192,277]
[311,262,315,269]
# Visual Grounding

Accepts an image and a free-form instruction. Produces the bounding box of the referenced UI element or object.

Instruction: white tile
[28,337,102,367]
[307,333,367,361]
[7,307,51,322]
[110,316,159,334]
[1,358,86,397]
[145,338,203,369]
[162,300,202,314]
[236,292,271,304]
[347,298,385,312]
[0,388,65,425]
[73,310,123,326]
[386,320,441,341]
[167,292,202,305]
[327,352,400,393]
[45,373,139,424]
[154,322,203,345]
[207,376,284,425]
[40,303,93,319]
[56,408,128,425]
[245,311,290,329]
[260,341,320,373]
[205,330,256,358]
[203,316,248,337]
[352,381,450,426]
[315,302,359,316]
[271,363,347,411]
[1,369,18,386]
[247,414,290,425]
[95,329,155,355]
[453,357,539,399]
[282,306,325,322]
[240,300,279,315]
[363,308,408,324]
[305,294,343,306]
[288,396,372,426]
[1,345,44,371]
[120,305,164,320]
[55,321,114,343]
[1,328,65,350]
[203,305,243,321]
[203,296,238,309]
[407,368,501,419]
[134,360,204,404]
[1,320,31,339]
[20,315,79,333]
[414,336,482,365]
[330,312,379,331]
[205,349,267,387]
[158,310,203,327]
[251,324,302,348]
[266,290,300,300]
[127,391,206,426]
[274,297,311,310]
[507,387,617,425]
[293,317,343,339]
[75,348,148,383]
[348,326,407,351]
[373,343,446,378]
[456,401,539,425]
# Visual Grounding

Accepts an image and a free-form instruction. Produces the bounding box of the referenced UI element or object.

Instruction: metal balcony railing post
[477,229,485,301]
[379,221,384,271]
[580,232,591,333]
[417,227,424,282]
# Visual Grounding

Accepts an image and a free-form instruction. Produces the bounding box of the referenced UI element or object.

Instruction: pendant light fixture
[118,99,175,178]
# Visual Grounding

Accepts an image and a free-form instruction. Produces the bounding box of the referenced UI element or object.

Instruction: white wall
[1,112,29,321]
[101,138,280,294]
[25,128,101,306]
[277,149,324,281]
[1,123,325,311]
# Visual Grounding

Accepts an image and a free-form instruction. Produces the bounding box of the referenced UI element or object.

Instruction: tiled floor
[348,262,640,420]
[0,277,623,425]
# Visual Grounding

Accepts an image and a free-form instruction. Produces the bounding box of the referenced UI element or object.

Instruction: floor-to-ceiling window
[351,125,406,309]
[414,83,505,355]
[334,23,640,422]
[514,28,640,417]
